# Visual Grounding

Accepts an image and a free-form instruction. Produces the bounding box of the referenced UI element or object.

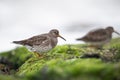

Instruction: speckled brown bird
[76,26,120,49]
[13,29,66,57]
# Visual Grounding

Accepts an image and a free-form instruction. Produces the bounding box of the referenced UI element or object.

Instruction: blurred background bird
[76,26,120,49]
[13,29,66,57]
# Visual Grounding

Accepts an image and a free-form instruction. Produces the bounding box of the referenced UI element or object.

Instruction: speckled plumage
[13,29,66,54]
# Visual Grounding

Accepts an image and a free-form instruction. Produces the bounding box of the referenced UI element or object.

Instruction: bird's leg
[88,45,96,49]
[94,45,103,50]
[33,51,43,58]
[88,45,103,50]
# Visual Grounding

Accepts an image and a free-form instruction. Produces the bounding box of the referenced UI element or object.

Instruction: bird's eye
[54,31,58,34]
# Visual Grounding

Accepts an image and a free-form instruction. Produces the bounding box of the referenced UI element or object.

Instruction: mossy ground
[0,38,120,80]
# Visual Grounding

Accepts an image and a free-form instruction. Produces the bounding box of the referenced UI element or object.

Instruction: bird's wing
[15,34,50,46]
[82,29,108,42]
[25,34,50,46]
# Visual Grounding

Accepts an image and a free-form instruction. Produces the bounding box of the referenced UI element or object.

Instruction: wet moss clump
[18,58,120,80]
[0,74,22,80]
[0,47,32,73]
[27,59,120,80]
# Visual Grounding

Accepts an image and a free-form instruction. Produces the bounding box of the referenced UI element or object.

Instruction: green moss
[0,74,22,80]
[101,38,120,62]
[17,57,46,76]
[104,38,120,49]
[0,47,32,69]
[47,45,85,59]
[24,59,120,80]
[1,38,120,80]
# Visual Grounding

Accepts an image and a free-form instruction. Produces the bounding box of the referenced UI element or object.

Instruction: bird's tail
[76,38,83,40]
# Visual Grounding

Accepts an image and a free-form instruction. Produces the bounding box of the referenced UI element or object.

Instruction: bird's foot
[88,45,103,50]
[33,52,44,58]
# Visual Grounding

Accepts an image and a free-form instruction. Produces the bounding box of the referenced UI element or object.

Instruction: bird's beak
[58,34,66,41]
[114,31,120,36]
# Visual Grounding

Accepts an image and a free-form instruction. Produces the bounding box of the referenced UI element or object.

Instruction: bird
[76,26,120,49]
[13,29,66,57]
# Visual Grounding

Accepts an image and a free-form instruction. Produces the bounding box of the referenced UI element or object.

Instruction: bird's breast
[50,38,58,48]
[33,44,53,53]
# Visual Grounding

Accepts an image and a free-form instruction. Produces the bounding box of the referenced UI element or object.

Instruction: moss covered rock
[0,38,120,80]
[0,47,32,70]
[0,74,22,80]
[18,58,120,80]
[17,38,120,80]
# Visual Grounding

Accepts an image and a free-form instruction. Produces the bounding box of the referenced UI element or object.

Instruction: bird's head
[106,26,120,35]
[49,29,66,41]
